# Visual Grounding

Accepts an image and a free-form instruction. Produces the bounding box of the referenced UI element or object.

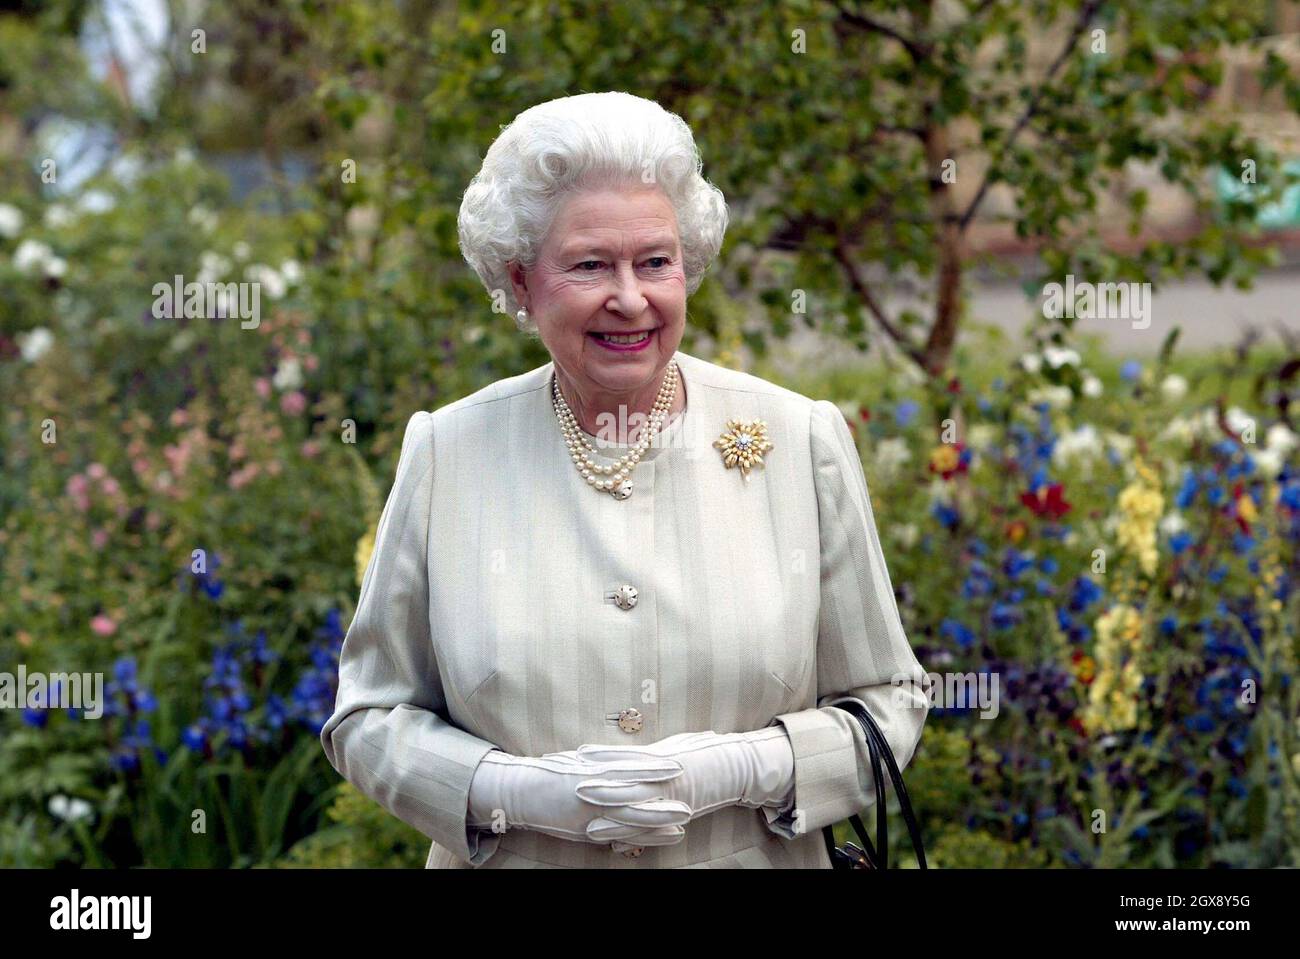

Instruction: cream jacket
[320,349,930,868]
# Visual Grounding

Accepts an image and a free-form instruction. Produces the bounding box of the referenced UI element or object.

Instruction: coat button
[613,585,638,610]
[617,708,643,733]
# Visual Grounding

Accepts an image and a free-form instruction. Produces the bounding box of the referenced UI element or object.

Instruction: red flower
[1020,483,1072,520]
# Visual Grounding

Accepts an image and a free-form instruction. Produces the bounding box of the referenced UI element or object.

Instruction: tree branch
[957,0,1105,231]
[832,240,928,367]
[832,2,930,61]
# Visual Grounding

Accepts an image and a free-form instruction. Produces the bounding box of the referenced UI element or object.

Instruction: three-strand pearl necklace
[552,359,680,500]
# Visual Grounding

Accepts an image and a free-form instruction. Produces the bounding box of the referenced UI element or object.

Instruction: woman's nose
[605,264,649,317]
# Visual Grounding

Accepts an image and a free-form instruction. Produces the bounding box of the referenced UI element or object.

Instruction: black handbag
[820,698,927,870]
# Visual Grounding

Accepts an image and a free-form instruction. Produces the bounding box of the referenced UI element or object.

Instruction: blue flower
[940,619,977,650]
[1175,468,1198,509]
[1120,360,1142,382]
[932,502,959,530]
[893,399,919,429]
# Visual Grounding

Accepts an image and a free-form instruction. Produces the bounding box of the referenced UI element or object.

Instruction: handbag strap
[821,699,927,870]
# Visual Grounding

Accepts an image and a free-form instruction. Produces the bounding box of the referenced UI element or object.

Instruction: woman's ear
[506,260,529,313]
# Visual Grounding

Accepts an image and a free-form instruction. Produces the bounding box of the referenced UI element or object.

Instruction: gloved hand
[467,748,693,847]
[573,728,796,851]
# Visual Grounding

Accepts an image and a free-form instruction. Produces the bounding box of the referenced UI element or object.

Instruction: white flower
[77,189,116,214]
[188,205,218,233]
[1104,430,1136,460]
[1053,424,1103,468]
[1225,407,1255,438]
[246,263,286,299]
[873,437,913,480]
[1158,512,1188,537]
[890,523,919,549]
[1043,346,1081,369]
[44,204,75,229]
[1159,415,1194,446]
[272,357,303,392]
[1160,374,1188,403]
[196,250,231,284]
[44,255,67,278]
[968,423,998,449]
[1081,374,1103,398]
[280,259,303,285]
[18,327,54,362]
[13,238,53,273]
[927,476,955,506]
[1265,423,1298,454]
[1026,384,1073,410]
[48,794,94,824]
[1019,353,1042,374]
[0,202,23,238]
[174,147,197,166]
[232,241,251,261]
[109,153,144,184]
[1252,448,1284,479]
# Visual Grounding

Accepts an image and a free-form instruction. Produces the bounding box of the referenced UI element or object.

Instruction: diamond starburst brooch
[713,418,774,481]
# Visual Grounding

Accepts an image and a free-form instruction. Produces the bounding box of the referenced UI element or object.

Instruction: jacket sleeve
[320,410,503,865]
[760,399,931,841]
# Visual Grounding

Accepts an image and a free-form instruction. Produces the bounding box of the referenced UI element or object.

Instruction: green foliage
[277,782,429,869]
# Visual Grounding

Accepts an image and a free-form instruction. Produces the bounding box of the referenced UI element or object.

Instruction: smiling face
[508,183,687,432]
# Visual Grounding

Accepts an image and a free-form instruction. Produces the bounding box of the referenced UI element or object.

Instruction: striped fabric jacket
[320,349,931,868]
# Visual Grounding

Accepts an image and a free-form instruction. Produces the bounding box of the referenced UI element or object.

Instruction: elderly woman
[320,91,930,868]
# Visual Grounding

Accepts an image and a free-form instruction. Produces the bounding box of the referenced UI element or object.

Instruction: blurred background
[1,0,1298,868]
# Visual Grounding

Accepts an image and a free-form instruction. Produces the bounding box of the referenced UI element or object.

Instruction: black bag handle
[820,698,927,870]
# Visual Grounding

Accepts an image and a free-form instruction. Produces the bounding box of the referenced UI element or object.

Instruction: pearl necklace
[552,359,680,500]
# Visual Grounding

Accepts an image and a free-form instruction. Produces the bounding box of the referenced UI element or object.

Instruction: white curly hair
[456,91,729,334]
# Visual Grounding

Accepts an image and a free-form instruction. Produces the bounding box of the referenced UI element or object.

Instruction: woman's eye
[577,260,603,271]
[645,257,671,269]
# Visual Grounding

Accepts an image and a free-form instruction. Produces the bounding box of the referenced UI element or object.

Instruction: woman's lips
[589,328,656,353]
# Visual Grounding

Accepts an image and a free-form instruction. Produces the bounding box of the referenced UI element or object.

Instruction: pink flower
[254,377,272,399]
[304,354,319,372]
[169,408,188,427]
[87,462,107,481]
[300,440,321,458]
[91,528,109,549]
[229,463,261,490]
[280,391,307,416]
[66,473,89,497]
[90,614,117,636]
[100,477,120,497]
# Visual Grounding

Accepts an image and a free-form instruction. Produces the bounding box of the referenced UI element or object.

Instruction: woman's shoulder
[675,350,821,412]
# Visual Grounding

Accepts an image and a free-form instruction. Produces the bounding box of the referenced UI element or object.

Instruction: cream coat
[320,349,930,868]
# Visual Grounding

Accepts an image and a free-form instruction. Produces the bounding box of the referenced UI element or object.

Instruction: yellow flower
[1115,459,1164,577]
[929,445,959,474]
[1083,603,1145,735]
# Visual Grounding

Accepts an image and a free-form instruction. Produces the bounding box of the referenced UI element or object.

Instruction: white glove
[574,728,796,848]
[467,748,693,846]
